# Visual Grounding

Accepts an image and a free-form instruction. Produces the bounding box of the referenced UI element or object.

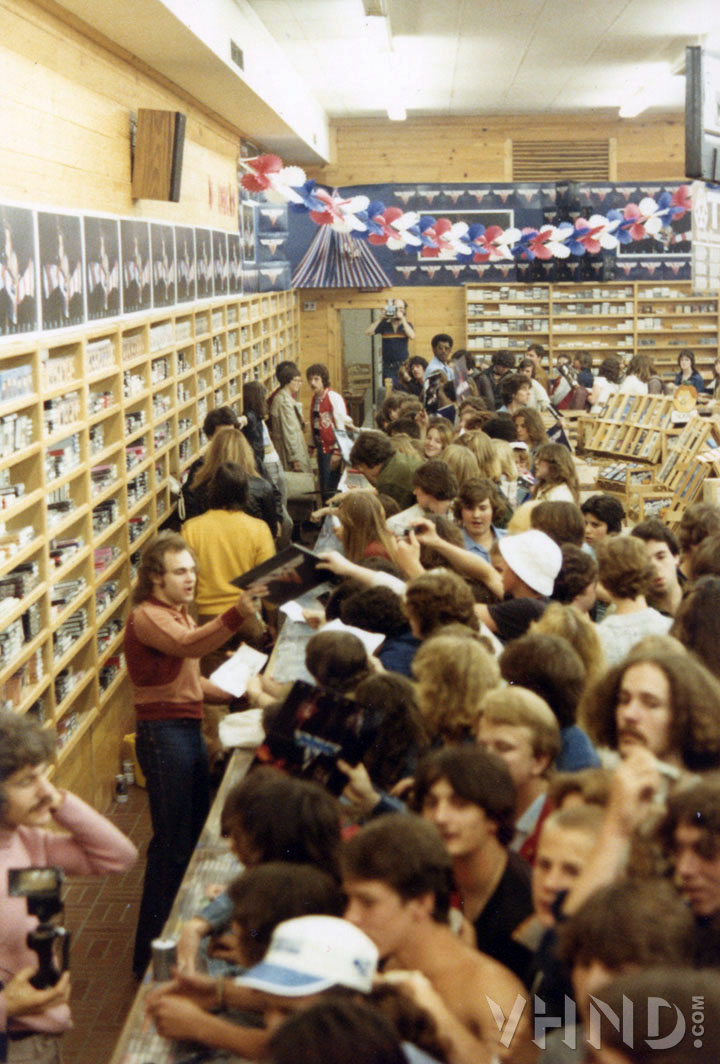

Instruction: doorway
[339,307,381,427]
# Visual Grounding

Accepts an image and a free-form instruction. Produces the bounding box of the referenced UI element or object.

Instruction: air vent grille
[512,140,610,181]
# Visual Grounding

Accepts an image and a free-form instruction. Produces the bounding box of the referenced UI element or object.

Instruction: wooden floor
[62,785,152,1064]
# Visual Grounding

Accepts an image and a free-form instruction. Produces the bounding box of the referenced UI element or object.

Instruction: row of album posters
[0,203,290,340]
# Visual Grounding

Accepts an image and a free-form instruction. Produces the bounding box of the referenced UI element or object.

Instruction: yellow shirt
[183,508,275,615]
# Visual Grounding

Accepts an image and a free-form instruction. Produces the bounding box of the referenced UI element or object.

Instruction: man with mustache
[0,710,137,1063]
[582,638,720,774]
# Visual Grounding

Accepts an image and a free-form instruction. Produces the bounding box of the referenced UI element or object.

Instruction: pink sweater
[0,791,137,1036]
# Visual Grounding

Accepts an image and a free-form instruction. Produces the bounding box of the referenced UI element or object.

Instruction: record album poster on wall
[151,222,176,308]
[38,211,84,330]
[121,219,151,314]
[195,228,213,299]
[0,204,37,337]
[84,216,120,321]
[175,225,196,303]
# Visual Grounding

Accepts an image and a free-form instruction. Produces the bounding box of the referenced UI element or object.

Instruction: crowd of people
[4,325,720,1064]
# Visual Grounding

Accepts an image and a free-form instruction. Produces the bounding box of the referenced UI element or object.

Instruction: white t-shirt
[590,376,619,413]
[618,374,648,396]
[597,607,672,665]
[528,378,551,410]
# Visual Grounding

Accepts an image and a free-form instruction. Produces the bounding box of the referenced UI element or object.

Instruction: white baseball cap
[234,916,379,997]
[499,529,562,597]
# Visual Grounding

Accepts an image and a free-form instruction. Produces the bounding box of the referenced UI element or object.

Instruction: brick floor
[62,784,151,1064]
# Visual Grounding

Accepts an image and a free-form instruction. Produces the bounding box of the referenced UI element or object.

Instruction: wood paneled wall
[2,0,239,226]
[306,113,685,186]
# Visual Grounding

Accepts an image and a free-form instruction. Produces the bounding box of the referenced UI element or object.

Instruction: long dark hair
[243,381,268,419]
[220,768,342,879]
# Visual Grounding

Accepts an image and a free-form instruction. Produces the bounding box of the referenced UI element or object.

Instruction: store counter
[109,749,254,1064]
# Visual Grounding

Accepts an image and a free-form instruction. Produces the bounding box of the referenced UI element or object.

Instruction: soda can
[114,774,128,803]
[151,938,177,982]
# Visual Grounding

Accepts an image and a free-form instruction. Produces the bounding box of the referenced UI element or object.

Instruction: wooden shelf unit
[0,291,298,805]
[465,282,720,380]
[465,285,550,355]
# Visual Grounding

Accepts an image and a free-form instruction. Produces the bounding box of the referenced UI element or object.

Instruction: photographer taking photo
[0,710,137,1062]
[365,297,415,385]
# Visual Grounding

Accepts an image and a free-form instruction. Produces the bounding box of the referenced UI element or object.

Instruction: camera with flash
[8,867,70,988]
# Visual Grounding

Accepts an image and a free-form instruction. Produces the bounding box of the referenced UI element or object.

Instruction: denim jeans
[132,718,210,976]
[316,446,342,503]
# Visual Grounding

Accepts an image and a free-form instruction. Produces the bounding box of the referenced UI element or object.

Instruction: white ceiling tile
[245,0,720,117]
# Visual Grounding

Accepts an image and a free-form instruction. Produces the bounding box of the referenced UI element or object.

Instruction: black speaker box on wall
[132,109,186,202]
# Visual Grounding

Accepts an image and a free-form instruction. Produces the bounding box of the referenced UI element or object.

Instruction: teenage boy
[305,362,352,502]
[413,746,535,981]
[548,878,696,1063]
[660,777,720,962]
[677,501,720,579]
[0,710,137,1061]
[387,460,459,533]
[594,536,672,664]
[412,460,458,515]
[475,529,562,642]
[394,354,428,397]
[630,517,684,617]
[348,430,422,510]
[125,531,259,976]
[497,374,533,416]
[149,911,496,1064]
[476,687,562,863]
[580,493,625,549]
[269,362,312,474]
[147,916,380,1059]
[476,351,516,410]
[343,813,536,1064]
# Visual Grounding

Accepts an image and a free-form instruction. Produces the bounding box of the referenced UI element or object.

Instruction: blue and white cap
[234,916,379,997]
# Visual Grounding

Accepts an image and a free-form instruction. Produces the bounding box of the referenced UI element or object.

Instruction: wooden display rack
[591,413,720,524]
[595,463,673,523]
[653,415,720,529]
[583,394,676,465]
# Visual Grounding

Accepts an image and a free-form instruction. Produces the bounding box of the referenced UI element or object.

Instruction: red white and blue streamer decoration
[240,154,691,263]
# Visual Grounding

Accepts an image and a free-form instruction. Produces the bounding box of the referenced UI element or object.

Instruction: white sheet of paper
[386,503,426,536]
[219,709,265,749]
[279,599,308,623]
[210,644,269,697]
[321,617,385,655]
